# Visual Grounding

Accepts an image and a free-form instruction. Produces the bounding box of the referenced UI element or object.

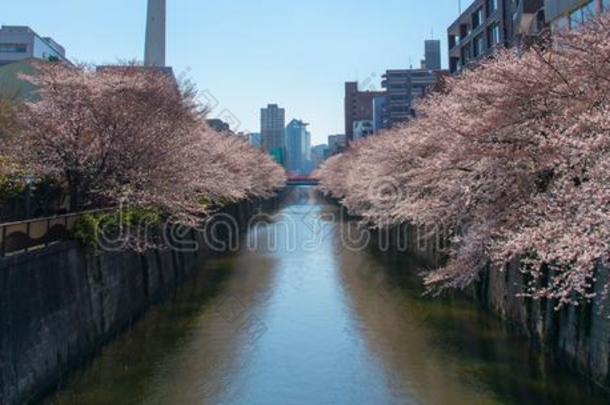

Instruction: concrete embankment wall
[474,261,610,390]
[0,197,278,405]
[376,222,610,391]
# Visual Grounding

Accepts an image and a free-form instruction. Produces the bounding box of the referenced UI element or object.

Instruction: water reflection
[45,187,609,405]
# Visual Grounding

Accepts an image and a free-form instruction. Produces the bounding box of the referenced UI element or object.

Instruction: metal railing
[0,209,111,258]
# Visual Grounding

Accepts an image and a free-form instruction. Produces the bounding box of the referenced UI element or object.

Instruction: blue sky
[3,0,461,144]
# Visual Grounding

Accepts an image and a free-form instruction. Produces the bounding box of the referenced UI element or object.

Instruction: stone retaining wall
[375,220,610,391]
[0,196,279,405]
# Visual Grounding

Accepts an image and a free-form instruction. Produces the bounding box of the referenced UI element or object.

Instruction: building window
[461,45,472,65]
[570,1,596,28]
[460,24,469,40]
[473,33,485,57]
[0,43,27,53]
[450,57,460,73]
[472,7,484,28]
[569,9,581,28]
[487,0,498,15]
[412,86,425,97]
[487,23,500,47]
[449,34,458,49]
[582,0,597,22]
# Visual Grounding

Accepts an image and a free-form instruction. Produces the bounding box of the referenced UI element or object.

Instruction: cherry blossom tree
[0,97,18,141]
[318,14,610,308]
[3,62,285,225]
[0,93,25,194]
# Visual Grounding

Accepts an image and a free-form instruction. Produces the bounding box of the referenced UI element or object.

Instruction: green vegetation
[72,208,163,250]
[0,173,25,202]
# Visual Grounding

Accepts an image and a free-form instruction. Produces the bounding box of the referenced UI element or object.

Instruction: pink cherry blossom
[318,14,610,309]
[2,62,285,227]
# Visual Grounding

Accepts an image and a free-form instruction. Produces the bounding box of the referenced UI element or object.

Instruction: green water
[43,187,610,405]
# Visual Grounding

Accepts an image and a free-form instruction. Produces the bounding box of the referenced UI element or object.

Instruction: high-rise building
[344,82,386,143]
[261,104,286,164]
[0,26,69,67]
[350,40,447,130]
[311,144,329,170]
[248,132,262,149]
[304,130,311,162]
[447,0,546,74]
[145,0,166,67]
[328,134,347,156]
[286,119,311,175]
[424,40,442,70]
[381,39,448,128]
[382,69,441,127]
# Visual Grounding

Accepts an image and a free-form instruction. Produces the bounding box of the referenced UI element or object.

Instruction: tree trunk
[69,181,81,212]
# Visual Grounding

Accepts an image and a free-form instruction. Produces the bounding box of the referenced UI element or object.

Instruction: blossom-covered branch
[317,15,610,308]
[1,62,285,227]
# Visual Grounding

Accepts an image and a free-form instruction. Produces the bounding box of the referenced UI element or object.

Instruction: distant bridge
[286,176,319,186]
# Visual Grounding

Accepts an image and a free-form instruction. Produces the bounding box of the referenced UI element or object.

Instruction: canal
[44,187,609,404]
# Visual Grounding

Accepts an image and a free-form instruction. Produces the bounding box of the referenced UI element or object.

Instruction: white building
[372,96,387,134]
[0,26,69,66]
[353,120,375,141]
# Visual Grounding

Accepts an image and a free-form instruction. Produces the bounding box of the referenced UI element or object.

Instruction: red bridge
[286,176,319,186]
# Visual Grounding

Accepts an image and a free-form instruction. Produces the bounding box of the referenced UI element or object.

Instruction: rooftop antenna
[459,0,462,14]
